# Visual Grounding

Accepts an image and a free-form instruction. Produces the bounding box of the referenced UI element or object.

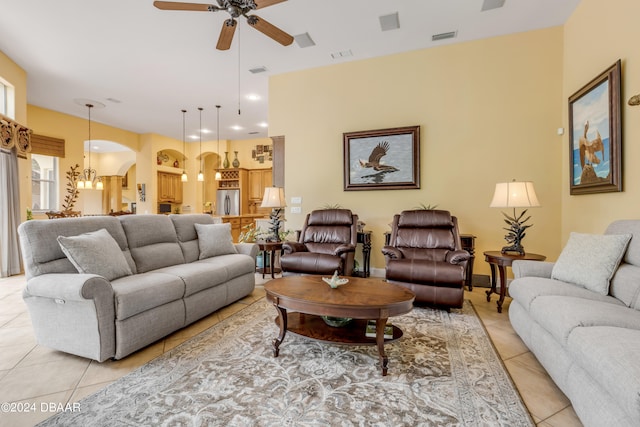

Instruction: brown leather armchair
[382,210,470,309]
[280,209,358,276]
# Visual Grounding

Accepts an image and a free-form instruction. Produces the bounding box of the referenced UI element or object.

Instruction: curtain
[0,147,22,277]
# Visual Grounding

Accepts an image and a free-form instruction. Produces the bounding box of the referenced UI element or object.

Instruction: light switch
[291,196,302,204]
[291,206,302,214]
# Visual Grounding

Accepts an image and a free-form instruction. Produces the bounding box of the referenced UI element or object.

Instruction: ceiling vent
[294,32,316,48]
[379,12,400,32]
[330,49,353,59]
[248,66,268,74]
[432,31,457,41]
[481,0,506,11]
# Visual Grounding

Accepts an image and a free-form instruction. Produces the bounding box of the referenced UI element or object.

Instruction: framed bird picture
[568,60,622,195]
[343,125,420,191]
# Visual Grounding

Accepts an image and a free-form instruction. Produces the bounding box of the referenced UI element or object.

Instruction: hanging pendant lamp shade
[197,107,204,182]
[77,103,103,190]
[215,105,222,181]
[181,109,188,182]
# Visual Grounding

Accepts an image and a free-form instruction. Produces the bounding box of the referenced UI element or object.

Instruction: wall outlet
[291,196,302,204]
[290,206,302,214]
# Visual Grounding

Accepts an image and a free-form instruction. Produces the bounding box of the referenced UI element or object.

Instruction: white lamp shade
[95,179,103,190]
[214,171,221,181]
[181,171,188,182]
[490,181,540,208]
[261,187,286,208]
[197,171,204,182]
[76,180,85,189]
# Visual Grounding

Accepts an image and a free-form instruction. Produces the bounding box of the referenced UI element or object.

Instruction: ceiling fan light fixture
[379,12,400,32]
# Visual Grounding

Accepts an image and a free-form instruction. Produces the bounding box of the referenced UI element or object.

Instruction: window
[31,154,58,211]
[0,81,6,116]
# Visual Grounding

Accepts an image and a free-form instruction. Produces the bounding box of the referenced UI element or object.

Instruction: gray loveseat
[18,214,257,362]
[508,220,640,427]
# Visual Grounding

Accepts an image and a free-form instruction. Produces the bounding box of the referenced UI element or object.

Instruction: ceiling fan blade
[254,0,287,9]
[153,1,217,12]
[216,19,237,50]
[246,15,293,46]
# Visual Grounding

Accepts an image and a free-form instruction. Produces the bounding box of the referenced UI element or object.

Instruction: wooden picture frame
[569,60,622,195]
[343,125,420,191]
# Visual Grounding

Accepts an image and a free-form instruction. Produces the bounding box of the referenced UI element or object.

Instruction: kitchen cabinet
[222,216,241,242]
[217,168,248,214]
[158,172,183,203]
[248,168,272,214]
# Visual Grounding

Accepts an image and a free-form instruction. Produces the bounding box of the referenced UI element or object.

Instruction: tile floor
[0,274,582,427]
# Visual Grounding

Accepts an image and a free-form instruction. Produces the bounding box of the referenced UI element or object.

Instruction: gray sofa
[18,214,257,362]
[508,220,640,427]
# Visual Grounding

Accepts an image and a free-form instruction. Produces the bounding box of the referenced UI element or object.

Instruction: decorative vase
[232,151,240,168]
[223,152,230,169]
[173,160,179,168]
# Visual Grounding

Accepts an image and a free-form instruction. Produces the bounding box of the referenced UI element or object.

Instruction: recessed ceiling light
[201,129,211,134]
[379,12,400,32]
[481,0,506,12]
[294,32,316,48]
[246,94,261,101]
[258,122,268,128]
[231,125,243,131]
[92,145,100,150]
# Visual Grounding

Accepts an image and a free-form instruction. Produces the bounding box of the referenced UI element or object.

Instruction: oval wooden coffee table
[264,275,415,376]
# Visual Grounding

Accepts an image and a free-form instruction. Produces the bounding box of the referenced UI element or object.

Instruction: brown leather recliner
[382,210,470,309]
[280,209,358,276]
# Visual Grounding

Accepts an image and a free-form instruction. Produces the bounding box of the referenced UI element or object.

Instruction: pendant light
[181,109,188,182]
[197,107,204,182]
[77,103,103,190]
[215,105,222,181]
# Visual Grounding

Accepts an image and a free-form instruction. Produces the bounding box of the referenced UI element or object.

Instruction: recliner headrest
[307,209,353,226]
[397,210,454,228]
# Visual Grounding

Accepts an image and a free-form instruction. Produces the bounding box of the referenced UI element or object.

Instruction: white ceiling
[0,0,580,144]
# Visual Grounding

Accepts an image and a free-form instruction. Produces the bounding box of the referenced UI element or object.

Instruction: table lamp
[260,187,286,241]
[490,180,540,255]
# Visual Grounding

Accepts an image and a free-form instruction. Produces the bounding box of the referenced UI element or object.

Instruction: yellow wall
[561,0,640,240]
[270,27,565,274]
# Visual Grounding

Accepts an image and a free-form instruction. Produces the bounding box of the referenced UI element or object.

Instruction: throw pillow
[195,223,238,259]
[551,232,632,295]
[57,228,133,281]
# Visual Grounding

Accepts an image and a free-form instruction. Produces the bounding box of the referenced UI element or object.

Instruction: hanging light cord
[216,105,221,168]
[182,109,187,166]
[238,28,241,116]
[86,103,93,170]
[199,107,203,173]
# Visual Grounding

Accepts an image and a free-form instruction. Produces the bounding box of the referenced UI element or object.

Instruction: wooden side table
[460,234,476,291]
[484,251,546,313]
[257,241,283,279]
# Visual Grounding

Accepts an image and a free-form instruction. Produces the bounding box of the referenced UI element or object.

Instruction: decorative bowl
[322,274,349,289]
[321,316,353,327]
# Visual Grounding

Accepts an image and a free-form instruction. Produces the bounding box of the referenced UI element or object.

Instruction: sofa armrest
[23,274,116,362]
[512,260,555,279]
[446,250,470,264]
[282,242,307,255]
[234,242,258,259]
[381,246,403,260]
[25,273,114,302]
[334,244,356,256]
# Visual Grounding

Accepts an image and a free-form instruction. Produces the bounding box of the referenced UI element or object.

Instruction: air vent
[481,0,506,11]
[330,49,353,59]
[294,32,316,48]
[248,66,268,74]
[432,31,457,41]
[379,12,400,32]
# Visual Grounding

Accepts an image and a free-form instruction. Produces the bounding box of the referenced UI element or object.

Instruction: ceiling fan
[153,0,294,50]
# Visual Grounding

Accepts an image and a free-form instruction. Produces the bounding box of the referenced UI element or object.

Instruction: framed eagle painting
[343,125,420,191]
[568,60,622,195]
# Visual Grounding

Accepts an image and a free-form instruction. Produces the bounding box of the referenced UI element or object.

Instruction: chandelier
[76,103,103,190]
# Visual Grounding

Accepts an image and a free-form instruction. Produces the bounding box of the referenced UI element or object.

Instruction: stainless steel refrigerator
[216,189,240,216]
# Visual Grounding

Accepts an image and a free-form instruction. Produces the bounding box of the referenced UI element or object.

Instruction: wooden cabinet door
[173,174,183,204]
[248,169,272,201]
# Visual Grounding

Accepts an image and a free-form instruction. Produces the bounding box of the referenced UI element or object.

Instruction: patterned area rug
[39,299,533,426]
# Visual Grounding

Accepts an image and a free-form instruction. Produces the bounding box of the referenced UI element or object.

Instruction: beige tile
[16,345,87,369]
[0,342,36,370]
[0,357,89,402]
[69,381,113,402]
[0,390,75,427]
[504,352,572,420]
[542,406,582,427]
[484,322,530,360]
[0,326,36,349]
[77,341,163,387]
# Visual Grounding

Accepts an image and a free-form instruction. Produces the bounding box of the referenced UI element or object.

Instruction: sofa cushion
[530,296,638,345]
[509,277,620,311]
[119,215,185,273]
[57,228,133,281]
[551,232,631,295]
[170,214,216,263]
[567,326,640,423]
[195,223,237,259]
[111,272,185,320]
